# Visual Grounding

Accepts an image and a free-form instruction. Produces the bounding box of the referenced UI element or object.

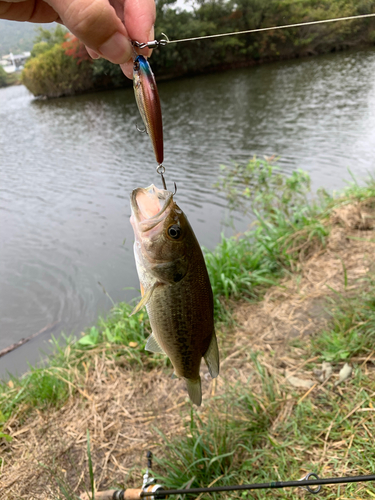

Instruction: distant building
[0,52,31,73]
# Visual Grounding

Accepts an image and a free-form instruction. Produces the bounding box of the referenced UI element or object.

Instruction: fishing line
[133,12,375,48]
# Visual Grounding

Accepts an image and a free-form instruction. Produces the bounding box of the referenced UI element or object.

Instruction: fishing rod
[133,12,375,49]
[81,452,375,499]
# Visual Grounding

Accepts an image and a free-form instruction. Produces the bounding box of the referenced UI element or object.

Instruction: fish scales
[147,248,214,379]
[130,185,219,405]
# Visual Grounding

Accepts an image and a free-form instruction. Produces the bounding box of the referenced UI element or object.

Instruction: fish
[130,185,219,406]
[133,55,164,165]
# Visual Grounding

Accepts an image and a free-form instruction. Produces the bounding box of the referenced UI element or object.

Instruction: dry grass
[1,201,375,500]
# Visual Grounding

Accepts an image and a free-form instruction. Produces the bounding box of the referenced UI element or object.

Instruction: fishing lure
[133,55,164,167]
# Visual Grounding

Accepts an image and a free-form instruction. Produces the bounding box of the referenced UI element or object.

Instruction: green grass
[0,367,71,420]
[79,302,150,363]
[2,165,375,499]
[152,354,283,494]
[0,303,156,425]
[154,411,240,493]
[204,233,281,320]
[1,166,374,432]
[152,355,285,495]
[207,158,332,320]
[311,275,375,362]
[339,170,375,201]
[153,354,375,499]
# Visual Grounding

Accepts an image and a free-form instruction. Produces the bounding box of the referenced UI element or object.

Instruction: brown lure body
[133,55,164,165]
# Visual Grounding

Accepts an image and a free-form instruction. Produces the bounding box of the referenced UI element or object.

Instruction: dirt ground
[1,200,375,500]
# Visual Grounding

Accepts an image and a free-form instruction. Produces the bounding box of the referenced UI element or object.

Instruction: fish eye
[167,224,181,240]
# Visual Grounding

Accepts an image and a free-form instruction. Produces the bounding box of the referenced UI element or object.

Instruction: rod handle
[80,488,143,500]
[124,488,143,499]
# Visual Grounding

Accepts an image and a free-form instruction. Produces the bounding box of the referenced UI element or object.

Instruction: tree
[30,25,67,58]
[33,25,67,46]
[0,64,8,87]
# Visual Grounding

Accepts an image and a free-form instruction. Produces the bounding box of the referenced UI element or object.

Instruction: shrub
[0,65,7,87]
[22,43,93,98]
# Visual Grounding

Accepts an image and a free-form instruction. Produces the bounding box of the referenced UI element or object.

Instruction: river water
[1,48,375,376]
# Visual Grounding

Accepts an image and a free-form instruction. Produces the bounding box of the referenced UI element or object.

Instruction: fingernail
[86,47,100,60]
[98,32,131,64]
[148,25,155,42]
[146,26,155,58]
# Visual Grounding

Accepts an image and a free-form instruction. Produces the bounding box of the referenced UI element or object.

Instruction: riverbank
[21,0,375,98]
[1,171,375,499]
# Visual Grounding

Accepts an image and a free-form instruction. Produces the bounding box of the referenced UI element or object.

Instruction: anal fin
[145,333,165,354]
[204,331,220,379]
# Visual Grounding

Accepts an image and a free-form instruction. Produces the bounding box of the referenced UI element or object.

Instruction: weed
[341,170,375,201]
[154,354,375,499]
[204,233,281,320]
[311,275,375,362]
[87,429,95,499]
[215,157,312,218]
[79,302,150,353]
[153,409,240,493]
[208,159,332,321]
[0,366,72,422]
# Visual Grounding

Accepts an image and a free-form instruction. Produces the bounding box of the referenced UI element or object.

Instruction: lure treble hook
[155,165,177,193]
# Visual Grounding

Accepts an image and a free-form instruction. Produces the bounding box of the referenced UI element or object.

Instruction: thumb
[120,0,156,78]
[47,0,132,64]
[124,0,156,44]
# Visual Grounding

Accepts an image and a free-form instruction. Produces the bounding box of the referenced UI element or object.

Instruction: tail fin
[185,377,202,406]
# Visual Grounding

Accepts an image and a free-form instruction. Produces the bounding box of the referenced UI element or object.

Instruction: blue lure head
[133,55,154,81]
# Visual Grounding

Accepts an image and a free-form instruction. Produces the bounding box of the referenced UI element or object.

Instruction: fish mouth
[130,184,174,232]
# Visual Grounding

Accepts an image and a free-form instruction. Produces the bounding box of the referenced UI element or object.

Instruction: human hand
[0,0,156,78]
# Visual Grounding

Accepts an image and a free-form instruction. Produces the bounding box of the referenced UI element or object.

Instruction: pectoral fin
[204,332,220,379]
[145,333,165,354]
[130,282,160,316]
